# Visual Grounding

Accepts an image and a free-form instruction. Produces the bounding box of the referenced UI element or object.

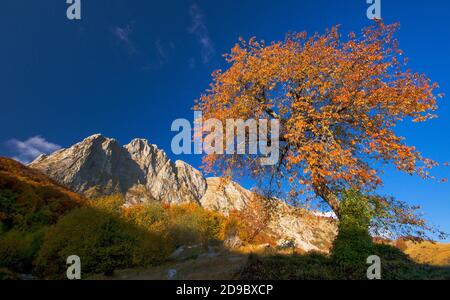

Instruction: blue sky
[0,0,449,239]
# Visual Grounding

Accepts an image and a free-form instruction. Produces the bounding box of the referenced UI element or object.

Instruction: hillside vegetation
[0,157,278,279]
[0,157,84,275]
[1,157,449,280]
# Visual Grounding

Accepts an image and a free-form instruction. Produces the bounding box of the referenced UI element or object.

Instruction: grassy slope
[405,242,450,267]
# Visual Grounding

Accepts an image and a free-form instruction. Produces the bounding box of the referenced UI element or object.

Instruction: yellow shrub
[88,194,124,213]
[123,202,169,230]
[167,203,225,247]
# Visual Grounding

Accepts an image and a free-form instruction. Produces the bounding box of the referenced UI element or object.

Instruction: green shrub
[34,206,137,278]
[0,267,20,280]
[34,196,179,278]
[331,190,375,279]
[132,230,174,267]
[0,189,19,231]
[0,229,46,273]
[239,253,336,280]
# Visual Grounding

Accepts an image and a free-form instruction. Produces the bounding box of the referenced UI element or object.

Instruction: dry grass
[237,244,308,256]
[404,241,450,267]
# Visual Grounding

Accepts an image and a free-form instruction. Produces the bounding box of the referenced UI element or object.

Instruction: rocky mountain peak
[126,138,160,155]
[29,135,206,205]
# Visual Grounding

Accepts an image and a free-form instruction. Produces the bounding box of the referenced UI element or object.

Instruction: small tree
[195,21,445,240]
[235,194,275,243]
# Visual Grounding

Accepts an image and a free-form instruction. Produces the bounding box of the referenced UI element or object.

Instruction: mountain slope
[0,157,84,231]
[29,134,337,252]
[0,157,85,275]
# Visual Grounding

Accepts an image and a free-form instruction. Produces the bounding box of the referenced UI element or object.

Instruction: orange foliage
[0,157,84,230]
[224,195,277,245]
[195,22,441,216]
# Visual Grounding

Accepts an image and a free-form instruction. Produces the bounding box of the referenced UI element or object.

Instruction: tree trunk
[313,183,341,219]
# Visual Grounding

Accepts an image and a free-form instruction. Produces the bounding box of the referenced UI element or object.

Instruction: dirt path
[90,253,249,280]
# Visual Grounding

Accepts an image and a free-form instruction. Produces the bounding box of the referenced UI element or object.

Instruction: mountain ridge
[30,134,207,205]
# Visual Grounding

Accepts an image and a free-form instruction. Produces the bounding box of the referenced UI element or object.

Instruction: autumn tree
[195,22,444,239]
[233,193,276,244]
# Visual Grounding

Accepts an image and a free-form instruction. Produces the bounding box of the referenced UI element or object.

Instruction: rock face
[200,178,252,215]
[29,134,207,205]
[29,134,336,252]
[199,178,336,252]
[267,201,336,252]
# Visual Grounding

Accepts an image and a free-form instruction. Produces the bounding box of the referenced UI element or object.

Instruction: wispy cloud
[188,3,215,64]
[155,39,168,63]
[143,39,174,71]
[188,57,197,69]
[113,23,136,53]
[5,136,61,164]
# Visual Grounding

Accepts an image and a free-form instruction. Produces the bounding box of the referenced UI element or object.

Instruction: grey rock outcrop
[200,178,252,215]
[199,178,336,252]
[29,134,207,205]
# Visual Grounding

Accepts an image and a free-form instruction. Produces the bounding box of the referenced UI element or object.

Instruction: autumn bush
[219,212,242,239]
[122,203,174,266]
[124,202,226,263]
[0,158,83,232]
[123,202,169,229]
[35,196,172,278]
[167,203,225,247]
[33,197,229,278]
[34,205,134,278]
[223,212,276,246]
[220,195,277,246]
